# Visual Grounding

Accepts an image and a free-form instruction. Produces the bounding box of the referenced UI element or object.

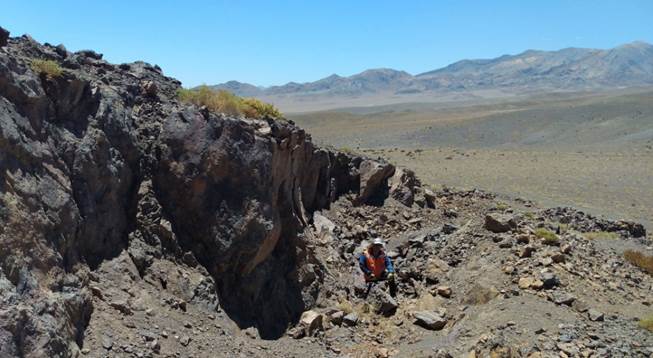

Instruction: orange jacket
[360,248,394,280]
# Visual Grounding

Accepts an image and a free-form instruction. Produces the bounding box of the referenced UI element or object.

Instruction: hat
[372,237,385,247]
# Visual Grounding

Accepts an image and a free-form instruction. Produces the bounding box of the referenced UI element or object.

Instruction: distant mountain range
[208,41,653,100]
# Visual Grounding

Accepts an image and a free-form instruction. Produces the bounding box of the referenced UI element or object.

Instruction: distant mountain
[208,42,653,99]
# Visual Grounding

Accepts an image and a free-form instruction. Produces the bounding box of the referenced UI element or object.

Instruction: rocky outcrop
[0,31,412,355]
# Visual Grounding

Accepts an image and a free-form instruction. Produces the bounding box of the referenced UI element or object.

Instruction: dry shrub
[535,228,559,245]
[31,59,63,78]
[624,249,653,275]
[639,315,653,332]
[584,231,619,240]
[463,284,499,305]
[177,85,281,119]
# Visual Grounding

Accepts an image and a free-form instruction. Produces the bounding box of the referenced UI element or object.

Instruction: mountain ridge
[208,41,653,98]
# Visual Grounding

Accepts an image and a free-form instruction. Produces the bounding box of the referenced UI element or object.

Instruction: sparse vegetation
[535,228,559,245]
[639,315,653,332]
[177,85,282,119]
[584,231,620,240]
[495,202,509,210]
[338,146,355,154]
[624,249,653,275]
[523,212,536,220]
[31,59,63,79]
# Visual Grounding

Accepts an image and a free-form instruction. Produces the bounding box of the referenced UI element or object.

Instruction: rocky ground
[1,27,652,358]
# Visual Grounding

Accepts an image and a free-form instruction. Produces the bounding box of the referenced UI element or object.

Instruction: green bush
[535,228,559,245]
[177,85,282,119]
[639,315,653,332]
[31,59,63,79]
[584,231,620,240]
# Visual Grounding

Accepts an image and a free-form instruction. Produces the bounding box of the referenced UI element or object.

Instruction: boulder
[357,159,395,205]
[313,211,336,235]
[413,311,447,330]
[299,310,324,336]
[389,168,417,206]
[423,188,437,208]
[484,213,517,233]
[368,286,398,316]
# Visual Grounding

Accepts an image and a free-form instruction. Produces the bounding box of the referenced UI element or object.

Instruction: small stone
[518,277,534,289]
[516,234,530,244]
[530,279,544,290]
[552,292,575,305]
[109,300,133,315]
[343,313,359,326]
[519,245,536,258]
[436,286,452,298]
[184,321,192,328]
[540,257,553,266]
[587,309,604,322]
[81,348,90,355]
[550,253,566,263]
[413,311,447,330]
[560,244,572,254]
[572,300,589,313]
[502,265,515,274]
[101,336,113,350]
[180,335,191,346]
[541,272,559,289]
[330,310,344,326]
[441,223,458,234]
[150,339,160,353]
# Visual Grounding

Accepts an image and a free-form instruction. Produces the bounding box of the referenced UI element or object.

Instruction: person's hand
[387,272,396,281]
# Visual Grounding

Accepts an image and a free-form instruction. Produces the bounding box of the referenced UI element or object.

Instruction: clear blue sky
[2,1,652,87]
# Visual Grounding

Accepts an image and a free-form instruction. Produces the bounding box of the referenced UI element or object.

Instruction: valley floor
[370,147,653,230]
[291,89,653,230]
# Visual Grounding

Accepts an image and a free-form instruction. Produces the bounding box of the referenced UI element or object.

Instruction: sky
[2,1,652,87]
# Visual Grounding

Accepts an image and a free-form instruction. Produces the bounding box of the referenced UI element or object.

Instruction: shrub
[624,249,653,275]
[535,228,559,245]
[241,97,282,119]
[177,85,282,119]
[584,231,620,240]
[523,212,536,220]
[31,59,63,79]
[639,315,653,332]
[495,202,509,211]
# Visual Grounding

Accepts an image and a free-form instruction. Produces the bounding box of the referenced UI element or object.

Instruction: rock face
[0,32,405,355]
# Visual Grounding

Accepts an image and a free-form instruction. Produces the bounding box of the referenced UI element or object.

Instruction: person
[359,238,395,283]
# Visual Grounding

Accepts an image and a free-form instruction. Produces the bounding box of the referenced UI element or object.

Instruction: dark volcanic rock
[0,26,8,47]
[484,213,517,233]
[0,33,391,355]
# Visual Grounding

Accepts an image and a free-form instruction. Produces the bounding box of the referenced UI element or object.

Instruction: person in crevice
[359,238,397,296]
